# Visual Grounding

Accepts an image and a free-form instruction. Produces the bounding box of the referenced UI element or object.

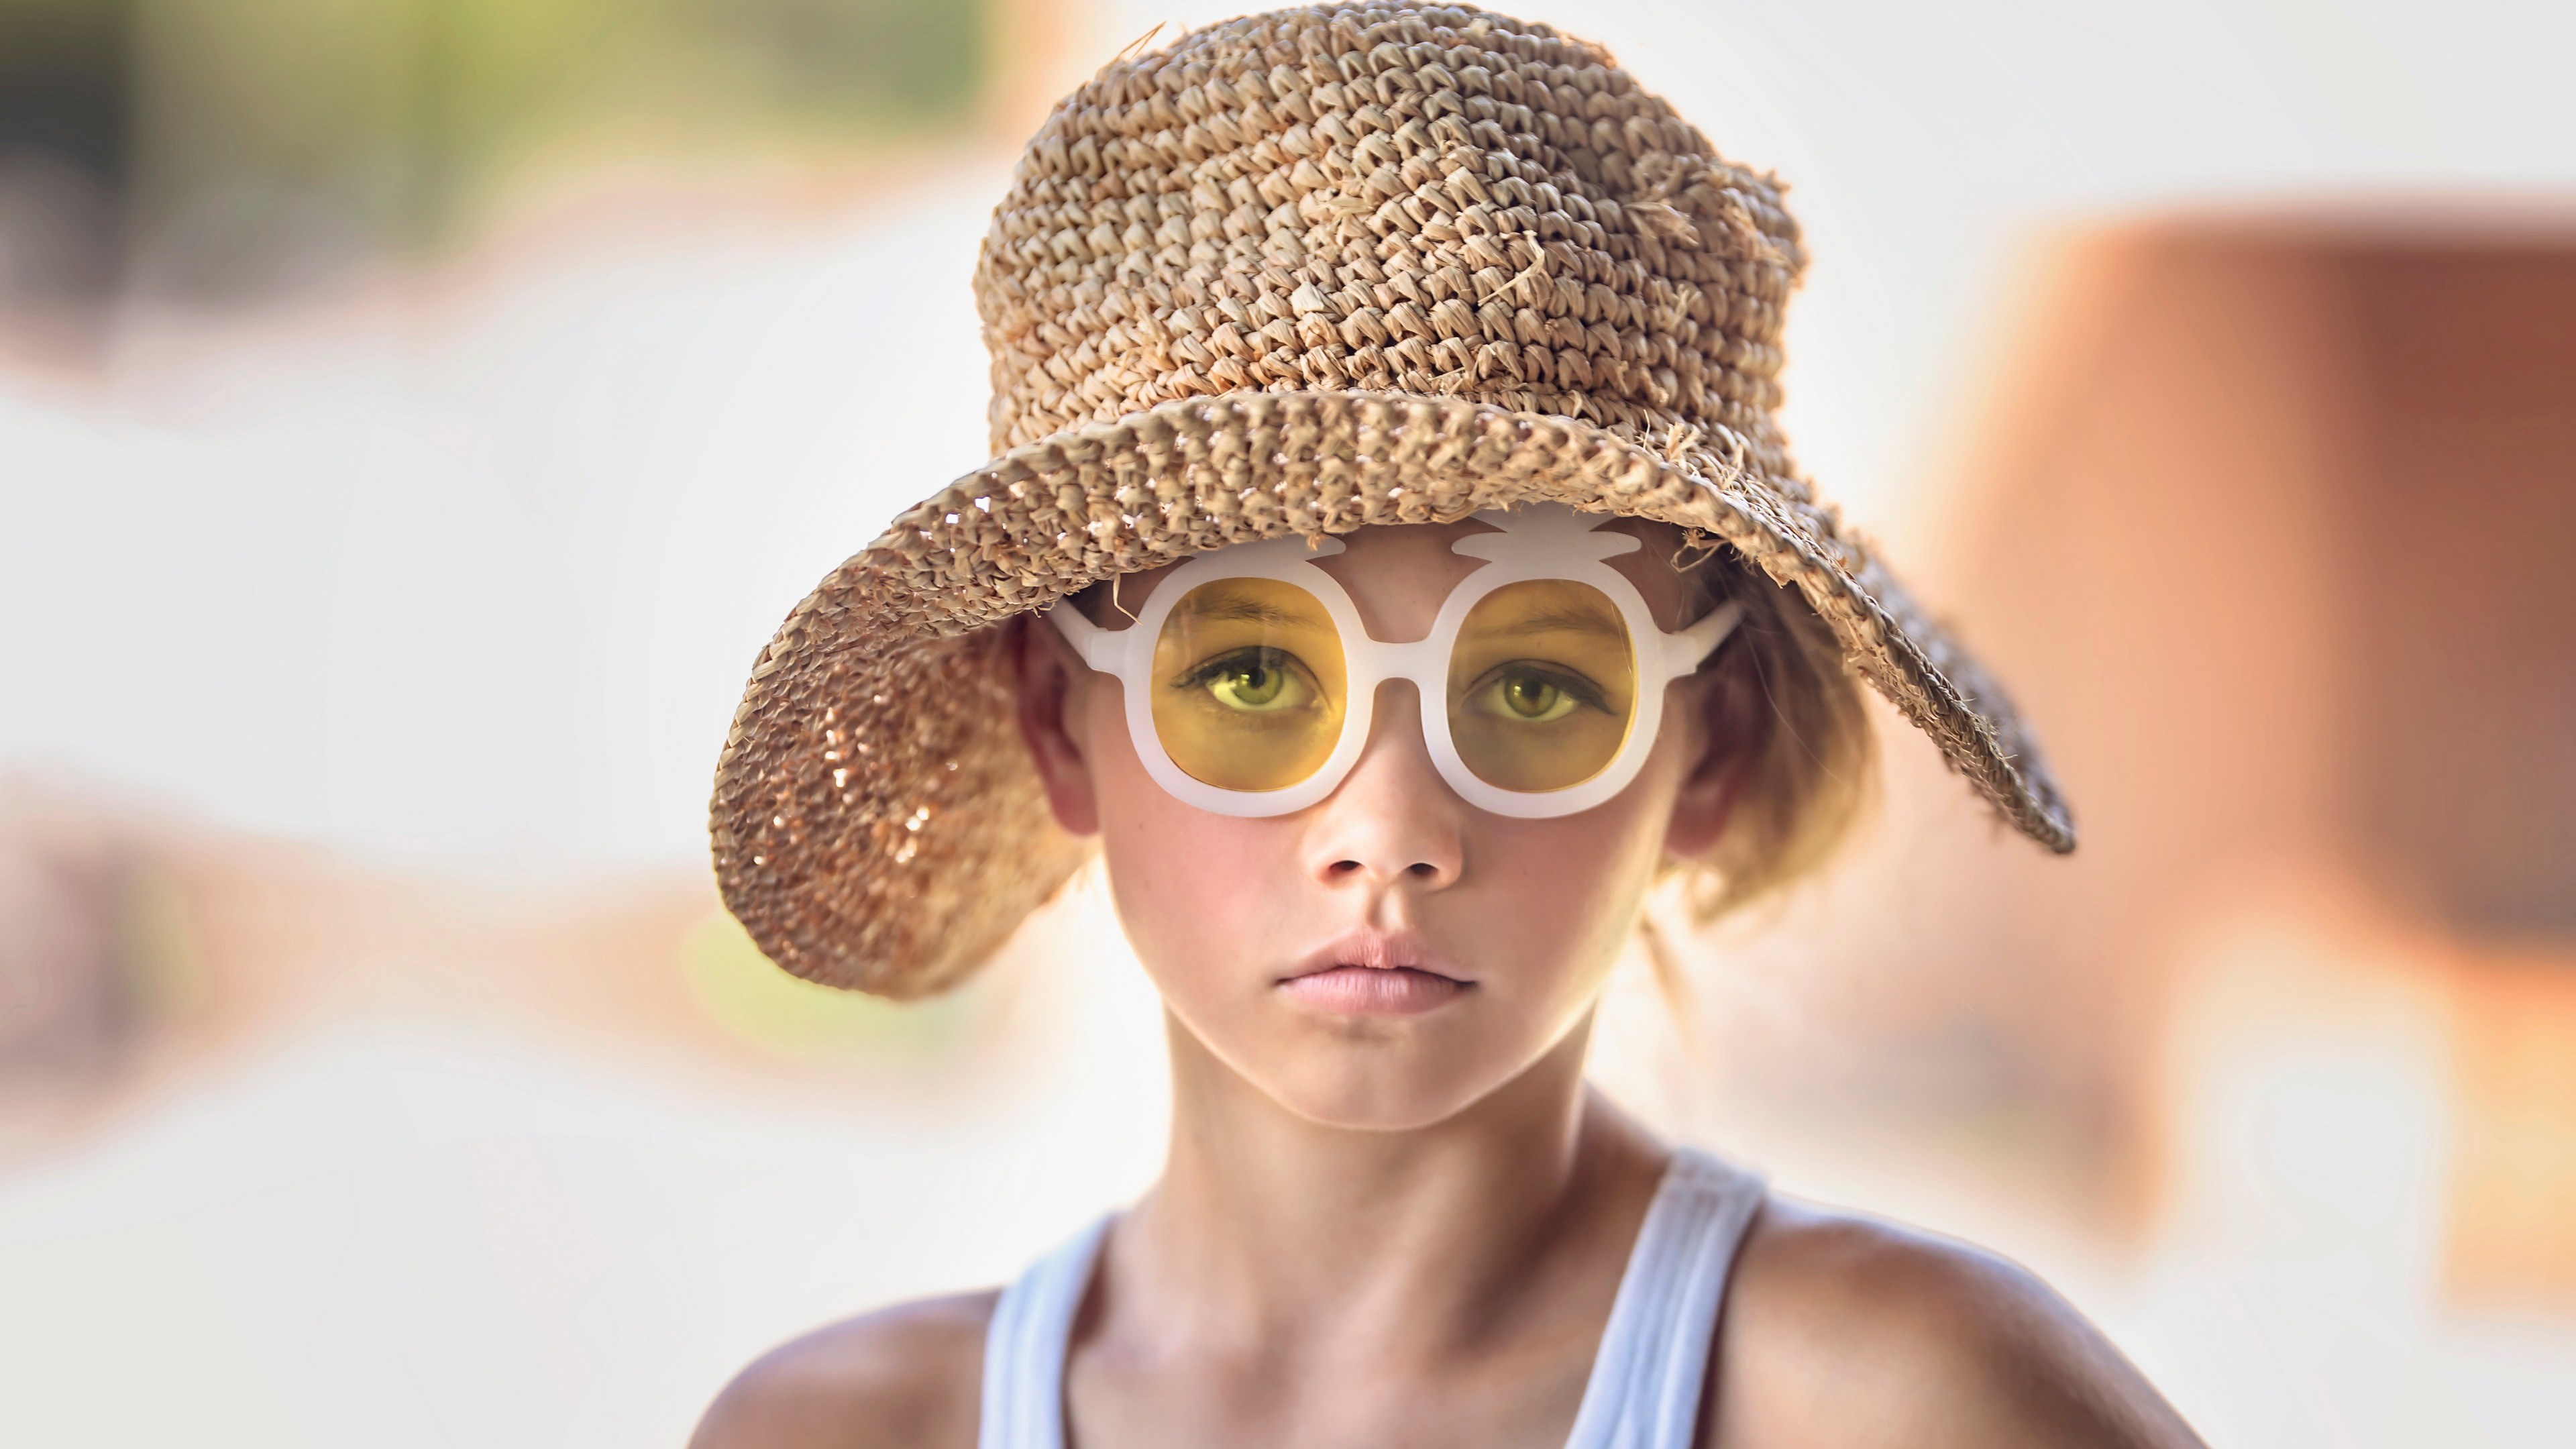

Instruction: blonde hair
[1662,532,1878,922]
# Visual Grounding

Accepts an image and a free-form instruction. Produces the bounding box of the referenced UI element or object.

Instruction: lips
[1277,931,1474,1016]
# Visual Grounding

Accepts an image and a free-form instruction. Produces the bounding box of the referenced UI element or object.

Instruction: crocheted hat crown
[974,3,1803,492]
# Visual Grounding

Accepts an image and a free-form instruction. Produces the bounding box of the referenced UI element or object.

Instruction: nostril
[1407,861,1440,879]
[1328,859,1364,877]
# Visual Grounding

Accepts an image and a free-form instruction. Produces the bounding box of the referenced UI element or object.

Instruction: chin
[1248,1038,1531,1132]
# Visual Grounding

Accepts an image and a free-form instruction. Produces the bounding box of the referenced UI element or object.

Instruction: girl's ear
[1013,612,1104,837]
[1662,649,1762,860]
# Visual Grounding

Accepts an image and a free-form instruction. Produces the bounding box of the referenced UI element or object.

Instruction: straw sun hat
[711,2,2074,997]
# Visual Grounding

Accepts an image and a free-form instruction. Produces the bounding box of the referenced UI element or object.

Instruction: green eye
[1497,672,1574,721]
[1213,660,1287,709]
[1475,664,1600,724]
[1191,648,1313,713]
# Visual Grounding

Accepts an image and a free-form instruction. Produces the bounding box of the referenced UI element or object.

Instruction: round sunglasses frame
[1046,506,1744,820]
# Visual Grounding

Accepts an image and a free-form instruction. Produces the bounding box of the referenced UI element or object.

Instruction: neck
[1114,1012,1664,1358]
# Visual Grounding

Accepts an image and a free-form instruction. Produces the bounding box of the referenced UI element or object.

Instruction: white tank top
[977,1148,1766,1449]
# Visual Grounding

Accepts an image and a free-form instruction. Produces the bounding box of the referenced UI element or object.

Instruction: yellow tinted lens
[1447,580,1638,792]
[1150,578,1347,792]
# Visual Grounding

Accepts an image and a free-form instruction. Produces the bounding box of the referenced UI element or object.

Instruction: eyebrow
[1188,597,1317,627]
[1494,604,1626,639]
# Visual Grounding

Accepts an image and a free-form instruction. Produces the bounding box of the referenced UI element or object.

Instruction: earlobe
[1012,614,1104,837]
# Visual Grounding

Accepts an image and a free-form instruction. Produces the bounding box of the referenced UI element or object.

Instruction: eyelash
[1474,661,1609,712]
[1175,645,1302,690]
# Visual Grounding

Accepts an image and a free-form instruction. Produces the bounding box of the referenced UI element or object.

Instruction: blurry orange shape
[677,910,970,1061]
[1898,206,2576,1250]
[2445,957,2576,1313]
[113,859,209,1022]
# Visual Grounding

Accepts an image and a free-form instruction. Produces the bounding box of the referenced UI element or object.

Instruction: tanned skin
[693,521,2204,1449]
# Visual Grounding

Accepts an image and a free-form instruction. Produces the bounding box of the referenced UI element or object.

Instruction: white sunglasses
[1048,506,1743,819]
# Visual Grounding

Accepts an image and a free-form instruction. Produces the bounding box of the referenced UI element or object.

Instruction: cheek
[1477,816,1662,977]
[1079,686,1299,967]
[1460,707,1693,962]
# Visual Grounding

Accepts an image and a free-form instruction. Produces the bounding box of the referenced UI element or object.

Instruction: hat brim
[711,389,2074,996]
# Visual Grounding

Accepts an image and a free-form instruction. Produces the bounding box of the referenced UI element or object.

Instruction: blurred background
[3,0,2573,1442]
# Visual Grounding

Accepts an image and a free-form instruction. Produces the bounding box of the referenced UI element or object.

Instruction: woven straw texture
[711,3,2075,997]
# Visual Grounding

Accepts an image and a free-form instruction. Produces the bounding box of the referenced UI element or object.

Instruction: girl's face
[1017,520,1750,1132]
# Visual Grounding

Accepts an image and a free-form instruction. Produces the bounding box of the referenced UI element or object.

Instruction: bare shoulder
[1707,1199,2204,1449]
[690,1290,998,1449]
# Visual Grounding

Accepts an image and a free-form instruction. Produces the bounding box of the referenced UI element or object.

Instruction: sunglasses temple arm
[1044,602,1118,672]
[1663,600,1746,680]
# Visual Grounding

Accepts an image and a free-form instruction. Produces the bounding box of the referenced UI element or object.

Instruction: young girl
[696,6,2198,1446]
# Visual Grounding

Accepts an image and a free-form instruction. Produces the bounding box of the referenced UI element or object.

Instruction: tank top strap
[977,1214,1112,1449]
[1561,1148,1769,1449]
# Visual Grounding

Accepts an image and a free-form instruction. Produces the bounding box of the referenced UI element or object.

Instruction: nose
[1303,682,1465,891]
